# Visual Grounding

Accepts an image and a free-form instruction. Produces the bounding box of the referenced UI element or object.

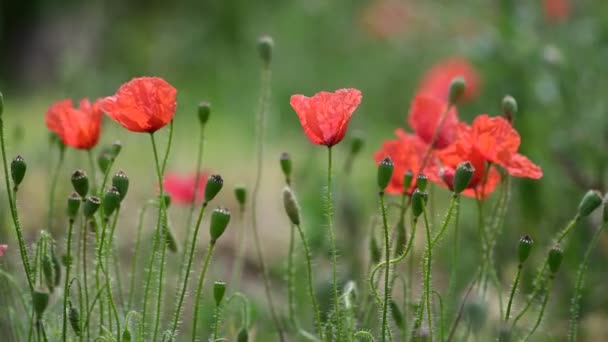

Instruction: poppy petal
[408,93,459,149]
[505,153,543,179]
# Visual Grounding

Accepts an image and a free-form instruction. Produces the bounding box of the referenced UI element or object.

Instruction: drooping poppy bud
[234,185,247,208]
[350,132,365,156]
[11,155,26,189]
[280,152,292,184]
[68,301,81,336]
[164,223,179,253]
[213,281,227,306]
[122,325,132,342]
[237,327,249,342]
[416,173,428,192]
[205,174,224,203]
[394,219,406,257]
[502,95,517,123]
[210,208,231,243]
[403,170,414,192]
[578,190,602,218]
[110,141,122,159]
[369,234,381,264]
[42,254,55,292]
[83,196,101,218]
[548,244,564,274]
[453,161,475,194]
[377,157,394,191]
[97,151,112,174]
[411,189,427,218]
[103,187,121,217]
[67,193,81,221]
[390,299,403,327]
[161,193,172,209]
[282,187,301,225]
[112,171,129,201]
[198,101,211,126]
[518,235,534,264]
[448,77,466,105]
[32,290,49,318]
[71,170,89,198]
[257,35,274,67]
[52,251,61,286]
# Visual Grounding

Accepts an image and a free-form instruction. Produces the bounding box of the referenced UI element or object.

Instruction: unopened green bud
[42,255,55,292]
[110,141,122,159]
[103,187,121,217]
[68,303,81,336]
[282,187,301,225]
[411,189,428,218]
[210,208,231,243]
[83,196,101,218]
[161,193,172,208]
[390,299,403,327]
[502,95,517,122]
[97,152,112,174]
[122,326,132,342]
[280,152,292,183]
[518,235,534,264]
[453,161,475,194]
[164,224,179,253]
[11,155,26,188]
[112,171,129,201]
[237,327,249,342]
[67,192,81,220]
[548,245,564,274]
[448,77,466,105]
[369,234,381,264]
[52,252,61,286]
[377,157,394,191]
[234,185,247,207]
[32,290,49,318]
[416,173,428,192]
[205,174,224,203]
[71,170,89,198]
[213,281,227,306]
[198,101,211,126]
[578,190,602,217]
[257,35,274,66]
[403,170,414,192]
[350,133,364,155]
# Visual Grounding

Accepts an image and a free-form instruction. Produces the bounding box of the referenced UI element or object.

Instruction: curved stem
[379,192,392,341]
[48,148,64,229]
[191,242,216,341]
[326,146,341,338]
[82,218,90,340]
[62,219,76,341]
[295,223,323,337]
[127,202,152,310]
[422,207,434,342]
[418,104,453,173]
[230,207,246,290]
[505,265,522,322]
[523,277,554,341]
[287,223,297,329]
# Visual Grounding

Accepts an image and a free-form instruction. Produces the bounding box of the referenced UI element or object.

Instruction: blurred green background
[1,0,608,340]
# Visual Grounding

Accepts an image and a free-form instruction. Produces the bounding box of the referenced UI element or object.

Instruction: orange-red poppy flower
[408,93,459,149]
[360,0,410,40]
[544,0,568,24]
[45,98,103,150]
[290,88,362,147]
[0,244,7,257]
[101,77,177,133]
[162,171,208,205]
[418,57,480,103]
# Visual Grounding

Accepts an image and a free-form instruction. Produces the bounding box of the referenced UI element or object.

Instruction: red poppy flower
[544,0,568,23]
[101,77,177,133]
[418,57,480,103]
[408,93,459,149]
[162,171,208,205]
[0,244,7,257]
[360,0,410,40]
[373,129,440,194]
[290,88,362,147]
[45,99,103,150]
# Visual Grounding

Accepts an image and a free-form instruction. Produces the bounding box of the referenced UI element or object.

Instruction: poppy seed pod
[83,196,101,218]
[502,95,518,122]
[11,155,26,188]
[67,192,81,221]
[548,245,564,274]
[453,161,475,194]
[518,235,534,264]
[198,101,211,126]
[205,174,224,203]
[257,35,274,66]
[213,281,227,306]
[377,157,394,191]
[282,187,301,225]
[390,299,403,327]
[403,170,414,192]
[411,189,428,218]
[448,77,466,105]
[209,208,231,243]
[416,173,428,192]
[234,185,247,207]
[237,327,249,342]
[578,190,603,218]
[68,303,81,336]
[112,171,129,201]
[32,290,49,318]
[103,187,121,217]
[350,133,364,155]
[280,152,292,182]
[110,141,122,158]
[71,170,89,198]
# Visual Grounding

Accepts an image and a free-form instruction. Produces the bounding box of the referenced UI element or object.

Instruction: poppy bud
[416,173,428,192]
[518,235,534,264]
[280,152,292,183]
[97,152,112,174]
[42,255,55,292]
[210,208,231,243]
[578,190,602,218]
[52,252,61,286]
[83,196,101,218]
[257,35,274,66]
[237,327,249,342]
[403,170,413,192]
[502,95,517,122]
[205,174,224,203]
[350,133,364,155]
[11,155,26,188]
[369,234,381,264]
[234,185,247,207]
[61,254,71,267]
[110,141,122,159]
[411,189,427,218]
[282,187,301,225]
[161,193,172,208]
[68,302,81,336]
[394,219,406,257]
[548,245,563,274]
[390,299,403,327]
[112,171,129,201]
[71,170,89,198]
[453,161,475,194]
[103,187,121,217]
[32,290,49,318]
[67,193,81,221]
[377,157,394,191]
[123,326,132,342]
[164,224,179,253]
[213,281,227,306]
[198,101,211,126]
[448,77,466,105]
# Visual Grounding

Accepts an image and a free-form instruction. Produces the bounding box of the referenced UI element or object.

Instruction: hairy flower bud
[42,255,55,292]
[68,302,81,336]
[32,290,49,318]
[448,77,466,105]
[97,152,112,174]
[71,170,89,198]
[518,235,534,264]
[257,35,274,67]
[234,185,247,208]
[548,245,564,274]
[164,224,179,253]
[210,208,231,243]
[578,190,602,218]
[403,170,413,192]
[280,152,292,184]
[282,187,301,225]
[377,157,394,191]
[213,281,227,306]
[453,161,475,194]
[198,101,211,126]
[112,171,129,201]
[237,327,249,342]
[502,95,517,122]
[103,187,121,217]
[416,173,428,192]
[411,189,428,218]
[11,155,26,189]
[369,234,381,264]
[205,174,224,203]
[350,133,364,155]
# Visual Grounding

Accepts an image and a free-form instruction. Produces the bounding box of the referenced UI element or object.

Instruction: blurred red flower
[45,99,102,149]
[290,88,362,147]
[101,77,177,133]
[418,57,480,103]
[544,0,568,23]
[408,93,459,149]
[163,172,208,205]
[360,0,410,40]
[0,244,7,257]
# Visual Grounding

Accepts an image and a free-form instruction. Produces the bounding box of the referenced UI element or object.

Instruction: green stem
[229,206,246,290]
[87,150,99,195]
[418,104,453,173]
[82,218,90,340]
[287,223,297,329]
[48,148,65,229]
[504,265,522,322]
[422,207,433,342]
[127,202,152,310]
[523,276,554,341]
[445,194,460,324]
[430,195,459,249]
[380,192,392,341]
[212,303,222,341]
[191,241,216,341]
[62,219,76,341]
[295,223,323,337]
[326,146,341,338]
